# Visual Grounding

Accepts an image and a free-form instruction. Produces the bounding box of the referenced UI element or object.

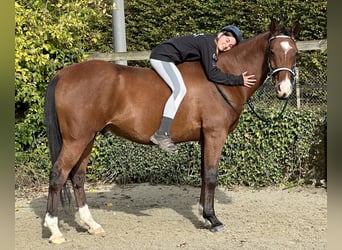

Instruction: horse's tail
[44,75,72,209]
[44,74,62,165]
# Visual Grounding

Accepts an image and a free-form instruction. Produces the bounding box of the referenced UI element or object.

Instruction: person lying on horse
[149,25,257,153]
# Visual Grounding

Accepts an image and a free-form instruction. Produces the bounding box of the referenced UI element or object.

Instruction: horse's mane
[216,32,271,74]
[224,23,292,59]
[228,31,270,55]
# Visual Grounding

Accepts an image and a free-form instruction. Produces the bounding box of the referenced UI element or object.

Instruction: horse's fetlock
[203,209,215,218]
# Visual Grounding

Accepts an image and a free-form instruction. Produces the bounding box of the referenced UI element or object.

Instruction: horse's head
[268,19,300,99]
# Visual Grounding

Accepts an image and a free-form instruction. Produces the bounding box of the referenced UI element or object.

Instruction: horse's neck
[217,32,270,101]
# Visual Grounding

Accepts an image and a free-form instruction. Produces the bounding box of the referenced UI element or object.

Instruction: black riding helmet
[220,25,243,44]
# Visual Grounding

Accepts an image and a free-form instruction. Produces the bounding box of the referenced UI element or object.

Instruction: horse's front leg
[199,132,227,232]
[70,149,104,235]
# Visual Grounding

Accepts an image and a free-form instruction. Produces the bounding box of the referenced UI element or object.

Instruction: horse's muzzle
[276,80,293,100]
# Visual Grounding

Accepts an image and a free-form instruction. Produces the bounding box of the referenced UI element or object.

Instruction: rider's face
[217,34,237,52]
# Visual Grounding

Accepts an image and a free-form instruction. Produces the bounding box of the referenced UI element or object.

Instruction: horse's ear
[270,18,279,35]
[290,21,300,38]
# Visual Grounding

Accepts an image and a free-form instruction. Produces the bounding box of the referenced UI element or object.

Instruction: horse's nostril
[277,84,281,92]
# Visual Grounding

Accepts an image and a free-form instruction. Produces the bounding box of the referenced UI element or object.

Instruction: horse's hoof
[49,235,66,244]
[89,226,105,235]
[210,224,225,233]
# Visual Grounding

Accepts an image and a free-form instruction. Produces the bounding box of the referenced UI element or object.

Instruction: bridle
[214,34,298,123]
[266,35,297,86]
[246,35,297,122]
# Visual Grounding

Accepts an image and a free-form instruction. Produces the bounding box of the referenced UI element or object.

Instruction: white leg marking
[44,213,66,244]
[79,204,105,234]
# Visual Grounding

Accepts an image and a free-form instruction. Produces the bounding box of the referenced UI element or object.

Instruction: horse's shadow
[30,184,232,239]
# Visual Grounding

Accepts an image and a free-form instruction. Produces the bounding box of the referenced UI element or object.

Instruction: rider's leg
[150,59,187,153]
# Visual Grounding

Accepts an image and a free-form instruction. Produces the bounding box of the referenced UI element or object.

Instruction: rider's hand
[242,71,256,88]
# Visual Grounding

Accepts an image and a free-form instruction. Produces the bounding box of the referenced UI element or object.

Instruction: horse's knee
[204,169,218,188]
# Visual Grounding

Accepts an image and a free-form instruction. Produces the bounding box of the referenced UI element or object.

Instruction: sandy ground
[15,183,327,250]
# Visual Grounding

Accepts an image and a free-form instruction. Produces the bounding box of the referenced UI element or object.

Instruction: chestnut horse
[44,19,299,243]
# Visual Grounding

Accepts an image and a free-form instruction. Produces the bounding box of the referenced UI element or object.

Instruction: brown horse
[43,19,299,243]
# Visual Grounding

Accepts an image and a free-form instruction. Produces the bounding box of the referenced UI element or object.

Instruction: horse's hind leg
[44,154,72,243]
[44,139,93,243]
[69,140,104,235]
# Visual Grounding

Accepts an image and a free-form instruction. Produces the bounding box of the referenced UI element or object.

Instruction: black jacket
[150,34,243,86]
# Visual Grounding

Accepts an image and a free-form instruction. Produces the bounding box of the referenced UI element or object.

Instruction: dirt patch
[15,184,327,249]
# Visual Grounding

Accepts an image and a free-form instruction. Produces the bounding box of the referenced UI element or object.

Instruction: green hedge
[15,0,112,152]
